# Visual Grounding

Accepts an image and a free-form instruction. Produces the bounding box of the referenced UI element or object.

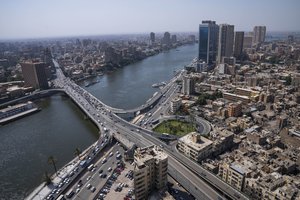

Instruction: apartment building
[133,145,168,200]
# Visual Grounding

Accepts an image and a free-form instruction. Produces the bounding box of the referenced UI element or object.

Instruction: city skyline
[0,0,300,40]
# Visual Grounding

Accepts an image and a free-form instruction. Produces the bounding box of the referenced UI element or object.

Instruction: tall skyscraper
[162,32,171,45]
[217,24,234,63]
[243,35,253,49]
[171,35,177,43]
[198,20,219,65]
[150,32,155,43]
[234,31,244,59]
[21,61,49,89]
[253,26,266,45]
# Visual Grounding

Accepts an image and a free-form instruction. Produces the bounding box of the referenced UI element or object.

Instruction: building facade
[182,75,195,95]
[217,24,235,63]
[234,31,244,59]
[228,102,242,117]
[253,26,266,45]
[150,32,155,43]
[133,145,168,200]
[243,35,253,49]
[162,32,171,45]
[21,61,49,89]
[218,162,246,191]
[177,132,213,162]
[170,98,181,113]
[198,20,219,65]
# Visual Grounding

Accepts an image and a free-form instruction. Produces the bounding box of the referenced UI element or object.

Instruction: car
[75,188,81,193]
[116,153,122,159]
[108,167,112,172]
[87,176,92,181]
[91,186,96,192]
[55,189,61,194]
[86,184,92,189]
[58,182,64,188]
[99,169,103,174]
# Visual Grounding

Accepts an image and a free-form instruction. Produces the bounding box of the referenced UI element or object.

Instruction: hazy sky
[0,0,299,39]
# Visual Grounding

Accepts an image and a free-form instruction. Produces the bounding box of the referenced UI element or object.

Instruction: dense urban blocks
[153,119,196,136]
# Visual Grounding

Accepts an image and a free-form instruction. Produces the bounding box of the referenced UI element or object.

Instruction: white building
[177,132,213,162]
[170,98,181,113]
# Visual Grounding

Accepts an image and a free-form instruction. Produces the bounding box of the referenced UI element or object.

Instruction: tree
[74,148,82,160]
[48,156,58,175]
[43,171,52,185]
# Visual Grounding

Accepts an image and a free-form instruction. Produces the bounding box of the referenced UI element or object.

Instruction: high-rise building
[182,75,195,95]
[243,35,253,49]
[217,24,234,63]
[133,145,168,200]
[198,20,219,65]
[170,98,181,113]
[21,61,49,89]
[150,32,155,43]
[171,35,177,43]
[234,31,244,59]
[253,26,266,45]
[162,32,171,45]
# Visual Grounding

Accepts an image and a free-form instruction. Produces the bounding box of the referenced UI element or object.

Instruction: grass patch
[153,119,196,137]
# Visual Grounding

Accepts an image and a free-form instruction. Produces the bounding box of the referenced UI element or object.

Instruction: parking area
[95,156,135,200]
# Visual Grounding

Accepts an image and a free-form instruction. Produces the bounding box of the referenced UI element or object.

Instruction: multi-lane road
[53,60,248,200]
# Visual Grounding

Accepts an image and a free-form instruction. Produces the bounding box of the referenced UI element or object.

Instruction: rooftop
[179,132,213,151]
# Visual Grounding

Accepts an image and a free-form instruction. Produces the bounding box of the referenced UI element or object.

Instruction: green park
[153,119,196,137]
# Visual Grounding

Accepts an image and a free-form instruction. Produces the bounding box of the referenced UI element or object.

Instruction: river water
[0,43,197,199]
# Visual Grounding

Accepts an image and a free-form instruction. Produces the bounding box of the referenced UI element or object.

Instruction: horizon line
[1,30,300,42]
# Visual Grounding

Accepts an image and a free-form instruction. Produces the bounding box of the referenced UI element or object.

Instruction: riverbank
[0,43,198,199]
[0,95,99,200]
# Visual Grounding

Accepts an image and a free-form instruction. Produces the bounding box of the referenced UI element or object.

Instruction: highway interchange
[52,60,248,200]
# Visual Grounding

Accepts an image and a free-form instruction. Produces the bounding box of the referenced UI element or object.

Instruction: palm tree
[48,156,58,175]
[74,147,82,160]
[43,171,52,185]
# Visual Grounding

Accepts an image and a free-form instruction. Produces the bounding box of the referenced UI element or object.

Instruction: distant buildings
[198,20,219,65]
[21,61,49,89]
[171,35,177,43]
[234,31,244,59]
[162,32,171,45]
[217,24,235,63]
[253,26,266,45]
[243,34,253,49]
[150,32,155,43]
[188,35,196,43]
[133,145,168,200]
